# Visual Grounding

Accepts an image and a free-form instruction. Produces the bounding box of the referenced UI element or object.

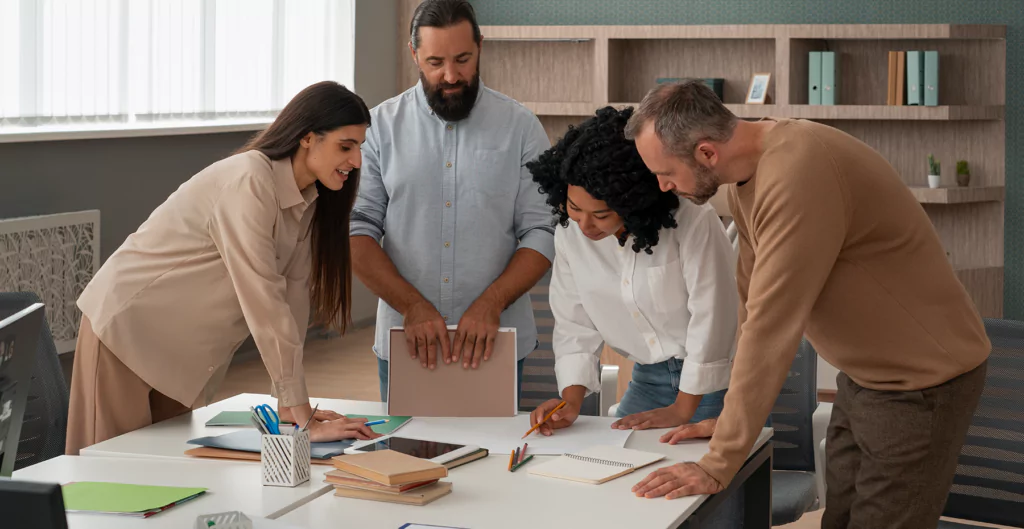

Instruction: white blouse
[550,200,739,397]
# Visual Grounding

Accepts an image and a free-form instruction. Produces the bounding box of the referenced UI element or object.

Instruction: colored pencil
[507,450,515,471]
[521,401,567,439]
[511,455,534,472]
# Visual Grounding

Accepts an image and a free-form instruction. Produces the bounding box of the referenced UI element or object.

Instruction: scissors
[254,404,281,435]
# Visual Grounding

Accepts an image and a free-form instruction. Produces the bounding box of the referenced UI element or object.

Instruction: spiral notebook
[527,445,666,484]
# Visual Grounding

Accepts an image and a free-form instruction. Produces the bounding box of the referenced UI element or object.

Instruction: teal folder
[906,51,924,106]
[808,51,822,105]
[821,51,837,105]
[924,51,939,106]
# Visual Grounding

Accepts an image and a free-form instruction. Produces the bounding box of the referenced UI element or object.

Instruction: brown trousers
[65,315,191,455]
[821,360,987,529]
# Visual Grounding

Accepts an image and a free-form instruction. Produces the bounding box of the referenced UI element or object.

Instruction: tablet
[347,436,480,466]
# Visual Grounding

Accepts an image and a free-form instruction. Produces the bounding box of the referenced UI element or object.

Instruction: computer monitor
[0,303,44,478]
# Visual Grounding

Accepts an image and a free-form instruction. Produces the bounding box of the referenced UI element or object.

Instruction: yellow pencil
[521,401,567,439]
[507,449,515,471]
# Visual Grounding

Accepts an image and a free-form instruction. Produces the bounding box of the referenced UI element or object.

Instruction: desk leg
[680,441,773,529]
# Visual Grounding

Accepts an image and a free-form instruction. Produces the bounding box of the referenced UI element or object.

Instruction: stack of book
[326,450,452,505]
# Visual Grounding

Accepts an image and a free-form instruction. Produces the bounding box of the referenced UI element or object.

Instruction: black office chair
[0,292,70,470]
[938,318,1024,528]
[770,338,820,525]
[520,270,609,416]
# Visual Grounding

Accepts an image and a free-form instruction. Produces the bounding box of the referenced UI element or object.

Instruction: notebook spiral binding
[565,453,634,468]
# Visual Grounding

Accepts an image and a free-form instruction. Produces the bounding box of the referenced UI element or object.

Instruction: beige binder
[387,327,518,417]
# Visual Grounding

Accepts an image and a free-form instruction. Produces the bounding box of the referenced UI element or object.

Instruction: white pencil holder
[194,511,252,529]
[260,429,311,487]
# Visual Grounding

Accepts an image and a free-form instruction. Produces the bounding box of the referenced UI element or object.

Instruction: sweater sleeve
[698,134,849,486]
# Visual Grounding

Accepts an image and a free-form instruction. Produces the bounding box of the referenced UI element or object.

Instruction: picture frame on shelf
[745,72,772,104]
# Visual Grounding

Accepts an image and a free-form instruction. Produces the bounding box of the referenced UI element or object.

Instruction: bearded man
[349,0,555,403]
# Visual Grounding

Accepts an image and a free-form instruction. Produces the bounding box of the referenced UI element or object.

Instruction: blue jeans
[616,358,749,529]
[377,356,527,408]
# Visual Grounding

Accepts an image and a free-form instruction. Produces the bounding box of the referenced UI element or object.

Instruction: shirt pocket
[468,149,518,201]
[645,260,686,313]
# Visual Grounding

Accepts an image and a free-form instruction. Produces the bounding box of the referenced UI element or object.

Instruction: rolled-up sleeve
[514,116,556,262]
[550,233,605,396]
[209,175,309,407]
[678,206,738,395]
[350,118,388,242]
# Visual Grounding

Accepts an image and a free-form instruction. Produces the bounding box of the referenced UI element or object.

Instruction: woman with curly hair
[525,106,739,445]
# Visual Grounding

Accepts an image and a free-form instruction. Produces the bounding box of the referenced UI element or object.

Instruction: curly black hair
[526,106,679,254]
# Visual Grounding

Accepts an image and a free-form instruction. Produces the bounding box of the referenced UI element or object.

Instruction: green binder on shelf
[906,51,924,106]
[808,51,822,105]
[924,50,939,106]
[821,51,838,105]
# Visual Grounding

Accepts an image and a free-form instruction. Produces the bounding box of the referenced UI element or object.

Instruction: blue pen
[364,419,389,427]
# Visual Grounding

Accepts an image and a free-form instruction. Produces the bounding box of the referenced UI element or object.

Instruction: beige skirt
[65,315,193,455]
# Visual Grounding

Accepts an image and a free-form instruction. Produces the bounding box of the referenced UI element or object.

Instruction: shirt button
[632,311,640,318]
[446,124,453,130]
[443,277,450,283]
[208,366,215,372]
[445,201,452,208]
[444,316,449,322]
[623,279,630,286]
[446,162,452,168]
[444,242,450,248]
[649,338,656,345]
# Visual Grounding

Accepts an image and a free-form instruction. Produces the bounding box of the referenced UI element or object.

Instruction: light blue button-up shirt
[351,80,555,361]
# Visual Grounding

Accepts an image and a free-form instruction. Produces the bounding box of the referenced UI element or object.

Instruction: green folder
[808,51,822,105]
[206,410,294,428]
[61,482,207,517]
[821,51,838,105]
[346,414,412,435]
[907,51,925,105]
[924,50,939,106]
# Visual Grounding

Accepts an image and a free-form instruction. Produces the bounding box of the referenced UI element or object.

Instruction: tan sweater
[699,118,991,486]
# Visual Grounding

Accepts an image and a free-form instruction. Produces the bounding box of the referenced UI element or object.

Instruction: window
[0,0,354,133]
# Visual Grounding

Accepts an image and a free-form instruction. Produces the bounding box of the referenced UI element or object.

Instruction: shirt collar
[414,78,487,122]
[271,156,317,210]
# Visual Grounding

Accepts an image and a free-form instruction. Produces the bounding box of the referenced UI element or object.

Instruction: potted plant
[927,154,941,189]
[956,160,970,187]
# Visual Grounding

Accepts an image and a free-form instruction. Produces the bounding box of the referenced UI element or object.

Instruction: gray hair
[624,80,739,163]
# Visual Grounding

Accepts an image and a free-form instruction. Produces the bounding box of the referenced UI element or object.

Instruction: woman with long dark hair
[66,81,380,454]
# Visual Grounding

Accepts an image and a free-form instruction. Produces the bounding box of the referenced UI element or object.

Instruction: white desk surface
[280,428,773,529]
[80,393,386,461]
[12,455,327,529]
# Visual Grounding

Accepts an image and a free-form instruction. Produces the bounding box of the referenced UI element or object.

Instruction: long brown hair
[237,81,370,334]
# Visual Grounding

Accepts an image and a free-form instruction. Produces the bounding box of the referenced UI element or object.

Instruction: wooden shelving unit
[480,23,1007,318]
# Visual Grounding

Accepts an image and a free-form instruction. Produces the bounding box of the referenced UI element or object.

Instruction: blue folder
[186,429,353,459]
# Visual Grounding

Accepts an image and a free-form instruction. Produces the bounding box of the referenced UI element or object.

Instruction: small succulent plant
[928,154,941,176]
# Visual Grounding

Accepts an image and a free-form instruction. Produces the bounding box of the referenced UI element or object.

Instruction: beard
[676,162,721,205]
[420,68,481,122]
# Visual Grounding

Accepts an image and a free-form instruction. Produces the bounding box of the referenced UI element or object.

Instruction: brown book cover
[325,469,438,494]
[387,327,518,417]
[333,481,452,506]
[184,446,334,465]
[331,450,448,486]
[887,51,898,105]
[896,51,906,105]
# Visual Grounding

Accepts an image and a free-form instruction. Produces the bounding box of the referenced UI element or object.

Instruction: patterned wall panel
[470,0,1023,319]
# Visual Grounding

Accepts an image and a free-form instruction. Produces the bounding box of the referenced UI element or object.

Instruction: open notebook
[528,446,666,484]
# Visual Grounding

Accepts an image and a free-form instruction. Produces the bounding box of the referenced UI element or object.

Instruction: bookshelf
[478,23,1007,319]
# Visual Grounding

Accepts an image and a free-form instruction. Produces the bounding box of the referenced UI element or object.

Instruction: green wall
[471,0,1022,319]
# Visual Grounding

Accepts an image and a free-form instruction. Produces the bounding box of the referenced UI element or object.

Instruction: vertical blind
[0,0,355,127]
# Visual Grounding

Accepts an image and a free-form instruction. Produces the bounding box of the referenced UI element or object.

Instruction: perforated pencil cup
[260,429,311,487]
[195,510,252,529]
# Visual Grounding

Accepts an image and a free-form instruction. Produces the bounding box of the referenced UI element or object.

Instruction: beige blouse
[78,150,318,408]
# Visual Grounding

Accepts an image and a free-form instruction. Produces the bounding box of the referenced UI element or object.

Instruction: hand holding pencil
[526,398,582,437]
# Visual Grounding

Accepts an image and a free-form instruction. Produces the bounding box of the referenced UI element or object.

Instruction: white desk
[12,455,325,529]
[279,428,773,529]
[80,393,386,461]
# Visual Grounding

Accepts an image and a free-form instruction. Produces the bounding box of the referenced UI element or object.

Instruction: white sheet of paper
[392,415,633,455]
